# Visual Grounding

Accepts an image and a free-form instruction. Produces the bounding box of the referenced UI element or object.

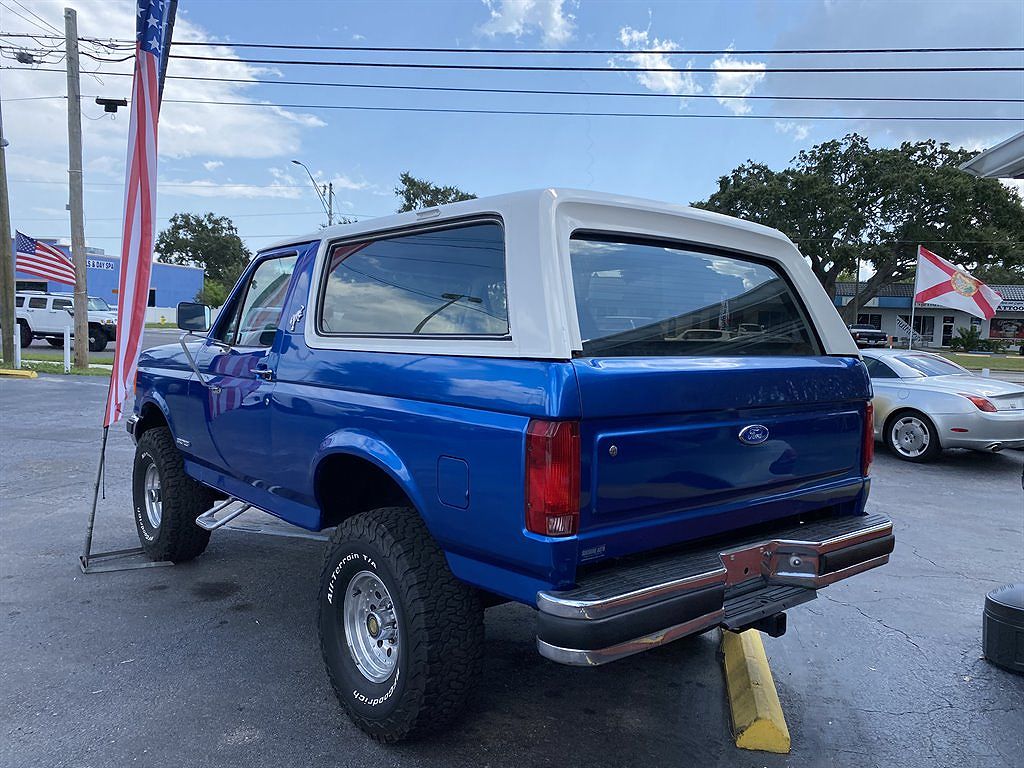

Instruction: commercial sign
[989,318,1024,339]
[87,259,116,271]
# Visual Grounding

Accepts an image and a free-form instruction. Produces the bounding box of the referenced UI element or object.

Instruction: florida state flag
[913,246,1003,320]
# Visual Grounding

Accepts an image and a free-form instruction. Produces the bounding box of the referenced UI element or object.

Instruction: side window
[227,254,298,348]
[864,357,898,379]
[16,296,24,307]
[28,297,47,309]
[52,298,73,311]
[320,221,508,336]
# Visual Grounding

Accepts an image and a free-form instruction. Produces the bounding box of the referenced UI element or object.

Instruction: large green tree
[395,172,475,212]
[156,213,251,306]
[693,134,1024,322]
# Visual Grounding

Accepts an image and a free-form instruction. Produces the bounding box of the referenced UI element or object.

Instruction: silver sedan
[861,349,1024,462]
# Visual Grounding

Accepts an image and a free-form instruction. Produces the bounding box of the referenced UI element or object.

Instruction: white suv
[14,292,118,351]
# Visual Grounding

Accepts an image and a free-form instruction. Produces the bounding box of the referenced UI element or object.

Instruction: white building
[834,282,1024,349]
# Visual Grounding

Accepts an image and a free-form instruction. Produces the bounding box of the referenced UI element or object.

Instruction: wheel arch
[135,395,174,440]
[312,432,428,531]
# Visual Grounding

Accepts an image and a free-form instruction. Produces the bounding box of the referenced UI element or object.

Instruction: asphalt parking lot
[1,375,1022,768]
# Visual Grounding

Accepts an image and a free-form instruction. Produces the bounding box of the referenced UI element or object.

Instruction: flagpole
[908,245,921,350]
[81,0,177,573]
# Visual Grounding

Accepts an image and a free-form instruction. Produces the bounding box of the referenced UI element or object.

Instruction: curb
[0,368,38,379]
[721,629,791,754]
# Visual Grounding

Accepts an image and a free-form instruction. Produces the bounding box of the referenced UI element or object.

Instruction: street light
[291,159,334,227]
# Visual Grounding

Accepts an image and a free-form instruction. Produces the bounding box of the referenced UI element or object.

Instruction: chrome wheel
[891,415,930,458]
[143,462,162,528]
[343,570,399,683]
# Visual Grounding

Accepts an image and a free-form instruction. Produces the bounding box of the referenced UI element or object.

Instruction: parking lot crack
[822,594,925,655]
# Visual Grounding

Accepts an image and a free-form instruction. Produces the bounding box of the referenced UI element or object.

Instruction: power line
[169,52,1024,74]
[151,97,1024,122]
[3,2,62,36]
[7,66,1022,105]
[0,3,60,37]
[3,34,1023,56]
[8,94,1022,122]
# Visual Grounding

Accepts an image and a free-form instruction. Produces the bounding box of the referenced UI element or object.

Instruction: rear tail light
[525,419,580,537]
[960,393,997,413]
[862,401,874,476]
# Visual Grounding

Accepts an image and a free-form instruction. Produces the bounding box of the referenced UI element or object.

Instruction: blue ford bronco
[128,189,893,741]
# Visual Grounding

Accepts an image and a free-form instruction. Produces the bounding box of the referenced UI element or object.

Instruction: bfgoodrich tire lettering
[132,426,213,562]
[318,507,483,742]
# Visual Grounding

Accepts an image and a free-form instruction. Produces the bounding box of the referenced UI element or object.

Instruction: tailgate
[572,356,871,561]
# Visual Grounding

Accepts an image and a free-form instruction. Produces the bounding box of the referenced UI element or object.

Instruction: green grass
[936,352,1024,372]
[20,360,110,377]
[16,350,111,362]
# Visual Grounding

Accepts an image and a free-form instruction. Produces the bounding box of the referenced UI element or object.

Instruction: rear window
[569,235,820,357]
[895,354,967,377]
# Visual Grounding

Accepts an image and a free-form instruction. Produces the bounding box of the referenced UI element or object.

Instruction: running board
[195,499,252,531]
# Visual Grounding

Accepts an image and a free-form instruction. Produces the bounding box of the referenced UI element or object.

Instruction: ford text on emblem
[738,424,770,445]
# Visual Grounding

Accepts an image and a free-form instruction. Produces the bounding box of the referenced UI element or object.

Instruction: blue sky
[3,0,1023,256]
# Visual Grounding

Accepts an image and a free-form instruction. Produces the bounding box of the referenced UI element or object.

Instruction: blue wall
[13,241,203,308]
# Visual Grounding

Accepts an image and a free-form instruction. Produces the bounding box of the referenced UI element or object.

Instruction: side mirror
[177,302,211,333]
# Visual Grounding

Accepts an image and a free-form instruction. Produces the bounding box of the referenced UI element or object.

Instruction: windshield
[895,354,968,377]
[87,297,111,311]
[569,235,820,357]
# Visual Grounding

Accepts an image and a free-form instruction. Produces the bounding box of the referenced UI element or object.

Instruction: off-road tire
[132,426,213,562]
[88,325,107,352]
[884,409,942,463]
[318,507,484,742]
[18,321,32,348]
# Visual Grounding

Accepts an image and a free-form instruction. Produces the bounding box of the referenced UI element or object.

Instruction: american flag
[15,232,76,285]
[104,0,171,427]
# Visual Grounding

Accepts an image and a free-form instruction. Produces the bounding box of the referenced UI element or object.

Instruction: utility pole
[325,182,334,226]
[65,7,89,369]
[0,96,15,367]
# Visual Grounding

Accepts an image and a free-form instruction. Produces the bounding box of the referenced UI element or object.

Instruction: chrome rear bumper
[536,513,893,666]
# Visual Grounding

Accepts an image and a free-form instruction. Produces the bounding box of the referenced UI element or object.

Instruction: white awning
[959,129,1024,179]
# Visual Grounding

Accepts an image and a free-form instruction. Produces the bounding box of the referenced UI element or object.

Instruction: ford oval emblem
[738,424,770,445]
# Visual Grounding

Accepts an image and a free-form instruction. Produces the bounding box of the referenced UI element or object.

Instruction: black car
[848,324,888,347]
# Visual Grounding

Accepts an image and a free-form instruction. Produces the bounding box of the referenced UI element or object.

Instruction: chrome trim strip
[771,554,891,588]
[536,609,726,666]
[535,567,726,620]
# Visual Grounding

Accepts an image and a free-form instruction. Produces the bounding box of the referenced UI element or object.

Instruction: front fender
[312,428,430,524]
[135,390,177,440]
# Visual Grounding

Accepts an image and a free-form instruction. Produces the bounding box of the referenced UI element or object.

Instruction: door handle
[251,366,274,381]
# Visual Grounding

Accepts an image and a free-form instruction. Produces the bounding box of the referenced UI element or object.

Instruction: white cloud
[479,0,576,46]
[203,161,224,172]
[710,52,766,115]
[0,0,326,173]
[615,26,701,105]
[775,121,811,141]
[352,33,366,42]
[158,179,303,200]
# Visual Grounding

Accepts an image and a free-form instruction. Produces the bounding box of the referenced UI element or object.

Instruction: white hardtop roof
[290,187,857,359]
[261,188,794,253]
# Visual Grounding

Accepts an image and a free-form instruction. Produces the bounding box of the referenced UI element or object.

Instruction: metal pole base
[79,547,174,574]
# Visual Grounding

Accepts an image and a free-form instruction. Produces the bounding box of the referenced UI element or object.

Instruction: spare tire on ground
[983,583,1024,675]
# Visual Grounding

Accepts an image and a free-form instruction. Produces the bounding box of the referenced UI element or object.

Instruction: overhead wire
[5,65,1021,105]
[2,34,1023,55]
[167,53,1024,74]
